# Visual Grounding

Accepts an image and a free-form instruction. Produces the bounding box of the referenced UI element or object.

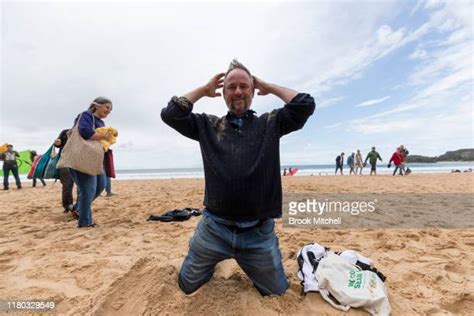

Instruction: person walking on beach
[54,129,76,215]
[104,177,115,196]
[335,152,344,175]
[388,147,404,176]
[1,144,22,190]
[161,59,315,296]
[347,152,355,175]
[66,97,114,228]
[355,149,363,175]
[364,146,383,175]
[29,150,46,187]
[399,144,409,173]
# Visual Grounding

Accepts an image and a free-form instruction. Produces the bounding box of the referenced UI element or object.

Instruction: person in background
[347,152,355,175]
[54,129,76,215]
[388,147,404,176]
[1,144,22,190]
[105,177,115,197]
[364,146,383,175]
[29,150,46,187]
[355,149,363,175]
[335,152,344,175]
[30,150,46,188]
[399,145,409,173]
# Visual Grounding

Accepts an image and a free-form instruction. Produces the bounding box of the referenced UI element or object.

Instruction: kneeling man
[161,60,316,295]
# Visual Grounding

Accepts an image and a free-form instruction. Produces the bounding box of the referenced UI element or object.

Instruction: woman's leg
[105,177,112,195]
[94,173,106,200]
[69,169,96,227]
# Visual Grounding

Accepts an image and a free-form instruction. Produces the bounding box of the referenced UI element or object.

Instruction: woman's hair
[88,96,112,113]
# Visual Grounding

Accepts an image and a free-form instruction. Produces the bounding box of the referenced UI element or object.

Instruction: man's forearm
[268,84,299,104]
[183,86,207,104]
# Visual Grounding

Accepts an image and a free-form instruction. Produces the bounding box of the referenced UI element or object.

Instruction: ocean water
[111,162,474,180]
[12,161,473,182]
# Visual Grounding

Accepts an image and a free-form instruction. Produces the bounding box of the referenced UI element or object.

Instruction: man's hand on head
[204,73,225,98]
[253,76,298,104]
[253,76,272,96]
[184,73,225,104]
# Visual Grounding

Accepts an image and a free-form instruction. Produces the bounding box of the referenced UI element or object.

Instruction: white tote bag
[316,253,391,316]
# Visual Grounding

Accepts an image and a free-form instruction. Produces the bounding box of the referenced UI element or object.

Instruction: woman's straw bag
[57,113,104,175]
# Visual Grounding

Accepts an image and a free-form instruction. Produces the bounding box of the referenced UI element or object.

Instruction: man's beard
[229,98,251,115]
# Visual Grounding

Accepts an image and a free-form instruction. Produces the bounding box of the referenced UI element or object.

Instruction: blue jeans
[178,212,288,296]
[393,165,404,176]
[105,177,112,194]
[3,165,21,189]
[69,169,106,227]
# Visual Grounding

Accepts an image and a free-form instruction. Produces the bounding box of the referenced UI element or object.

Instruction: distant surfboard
[287,168,299,176]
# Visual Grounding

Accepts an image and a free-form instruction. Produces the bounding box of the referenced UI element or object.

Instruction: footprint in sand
[441,294,474,314]
[443,263,465,274]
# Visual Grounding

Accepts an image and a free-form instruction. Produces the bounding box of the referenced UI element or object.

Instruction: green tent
[0,150,32,176]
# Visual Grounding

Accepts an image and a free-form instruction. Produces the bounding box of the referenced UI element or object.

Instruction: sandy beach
[0,173,473,315]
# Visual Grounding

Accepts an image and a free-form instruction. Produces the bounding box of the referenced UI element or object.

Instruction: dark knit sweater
[161,93,315,221]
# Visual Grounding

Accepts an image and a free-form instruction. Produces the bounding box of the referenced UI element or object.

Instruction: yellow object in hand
[0,143,8,154]
[96,127,118,152]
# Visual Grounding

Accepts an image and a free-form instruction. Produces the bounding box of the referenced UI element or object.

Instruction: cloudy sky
[1,0,473,169]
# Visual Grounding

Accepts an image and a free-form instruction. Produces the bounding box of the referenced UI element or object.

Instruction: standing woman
[355,149,363,175]
[69,97,113,228]
[29,150,47,187]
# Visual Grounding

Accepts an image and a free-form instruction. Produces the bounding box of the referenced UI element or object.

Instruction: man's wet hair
[225,59,252,79]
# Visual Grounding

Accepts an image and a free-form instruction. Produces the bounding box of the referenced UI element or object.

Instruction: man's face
[223,69,254,116]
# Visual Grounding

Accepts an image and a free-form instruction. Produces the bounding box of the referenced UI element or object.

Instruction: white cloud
[302,19,431,100]
[323,122,342,129]
[317,96,344,109]
[346,0,472,142]
[356,96,391,107]
[347,97,473,146]
[299,1,472,163]
[424,0,444,10]
[409,0,426,16]
[409,48,428,60]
